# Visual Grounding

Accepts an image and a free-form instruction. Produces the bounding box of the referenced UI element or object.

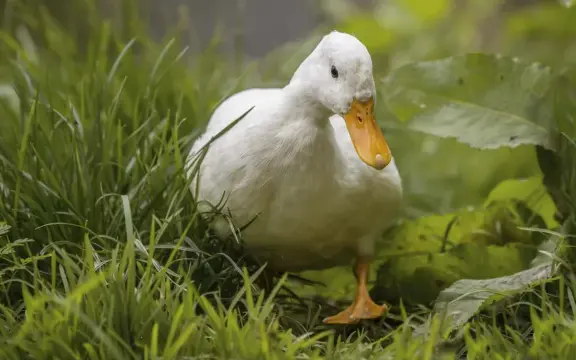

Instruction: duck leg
[323,256,387,324]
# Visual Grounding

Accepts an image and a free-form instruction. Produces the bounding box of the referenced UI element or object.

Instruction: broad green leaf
[485,176,558,229]
[295,196,549,305]
[372,242,537,305]
[420,262,554,335]
[383,54,555,150]
[385,126,539,217]
[536,72,576,225]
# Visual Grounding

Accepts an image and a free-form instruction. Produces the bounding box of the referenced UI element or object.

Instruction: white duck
[187,31,403,324]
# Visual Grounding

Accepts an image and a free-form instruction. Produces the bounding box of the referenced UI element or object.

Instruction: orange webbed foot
[323,296,387,324]
[323,256,388,325]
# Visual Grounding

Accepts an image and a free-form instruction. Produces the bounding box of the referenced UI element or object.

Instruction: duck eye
[330,65,339,79]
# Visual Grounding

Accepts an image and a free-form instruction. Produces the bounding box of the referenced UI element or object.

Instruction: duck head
[289,31,392,170]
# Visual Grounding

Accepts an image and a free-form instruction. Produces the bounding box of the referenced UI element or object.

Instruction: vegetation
[1,0,576,358]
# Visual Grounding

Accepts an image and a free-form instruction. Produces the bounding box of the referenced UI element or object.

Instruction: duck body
[189,87,402,272]
[188,31,403,324]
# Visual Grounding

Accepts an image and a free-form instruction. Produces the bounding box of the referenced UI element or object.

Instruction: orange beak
[343,98,392,170]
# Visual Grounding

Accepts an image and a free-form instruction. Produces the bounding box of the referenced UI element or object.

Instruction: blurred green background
[7,0,568,218]
[24,0,574,217]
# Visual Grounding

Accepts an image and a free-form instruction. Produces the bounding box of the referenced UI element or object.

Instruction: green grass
[2,1,576,359]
